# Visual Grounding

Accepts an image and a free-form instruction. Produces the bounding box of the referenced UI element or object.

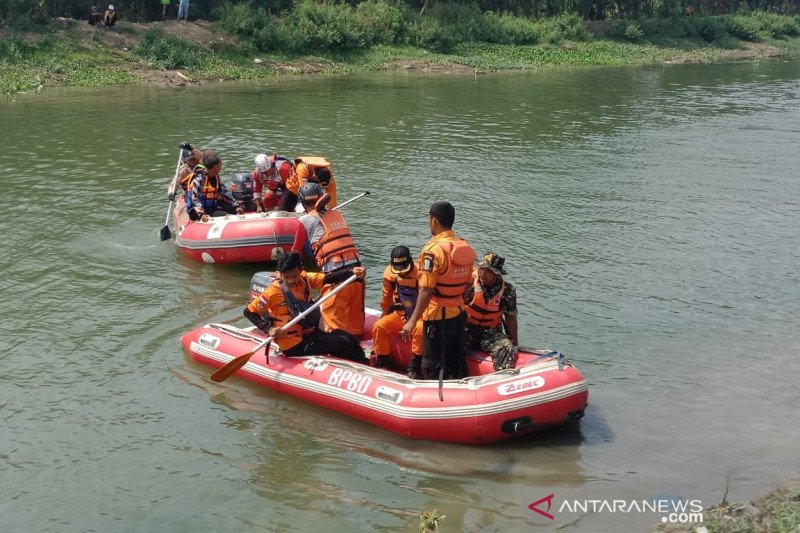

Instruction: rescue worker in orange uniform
[464,252,519,371]
[371,246,423,369]
[295,182,365,336]
[280,156,338,212]
[252,153,293,212]
[243,251,366,361]
[401,201,476,380]
[185,152,242,221]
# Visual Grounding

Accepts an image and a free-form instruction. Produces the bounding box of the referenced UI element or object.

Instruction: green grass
[654,482,800,533]
[3,17,800,97]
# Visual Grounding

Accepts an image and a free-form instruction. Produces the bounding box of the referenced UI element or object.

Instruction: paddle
[159,147,185,241]
[210,273,360,383]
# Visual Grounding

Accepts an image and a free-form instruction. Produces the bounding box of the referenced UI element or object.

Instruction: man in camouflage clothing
[464,252,519,371]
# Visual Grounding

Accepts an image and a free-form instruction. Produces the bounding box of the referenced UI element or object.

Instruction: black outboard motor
[250,271,277,299]
[227,171,254,212]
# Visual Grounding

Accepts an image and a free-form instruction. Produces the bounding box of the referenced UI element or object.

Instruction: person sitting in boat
[401,201,476,381]
[295,183,365,336]
[252,153,292,213]
[185,152,242,221]
[280,156,337,212]
[371,246,423,370]
[464,252,519,371]
[243,251,366,361]
[167,141,203,199]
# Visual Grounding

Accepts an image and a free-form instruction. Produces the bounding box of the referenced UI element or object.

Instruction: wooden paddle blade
[160,225,171,241]
[210,351,254,382]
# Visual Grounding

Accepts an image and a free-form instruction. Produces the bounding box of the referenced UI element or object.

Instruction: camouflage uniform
[465,279,517,370]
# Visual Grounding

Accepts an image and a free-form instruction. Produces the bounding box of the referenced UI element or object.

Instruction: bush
[405,14,456,51]
[481,12,539,44]
[356,1,405,45]
[0,36,36,62]
[624,23,644,41]
[751,11,800,38]
[217,2,272,39]
[133,29,203,69]
[697,17,728,42]
[533,14,588,44]
[285,1,370,52]
[724,14,764,41]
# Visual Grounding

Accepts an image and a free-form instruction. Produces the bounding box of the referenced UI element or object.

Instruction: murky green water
[2,61,799,532]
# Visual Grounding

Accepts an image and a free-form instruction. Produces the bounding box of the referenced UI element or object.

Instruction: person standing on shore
[178,0,190,21]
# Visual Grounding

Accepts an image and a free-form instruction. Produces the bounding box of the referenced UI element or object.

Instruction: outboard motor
[227,171,254,212]
[250,271,277,299]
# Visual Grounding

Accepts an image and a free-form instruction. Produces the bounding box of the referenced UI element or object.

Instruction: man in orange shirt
[402,201,476,380]
[243,251,366,360]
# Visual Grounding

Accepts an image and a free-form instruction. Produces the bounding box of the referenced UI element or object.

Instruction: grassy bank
[653,478,800,532]
[2,12,800,97]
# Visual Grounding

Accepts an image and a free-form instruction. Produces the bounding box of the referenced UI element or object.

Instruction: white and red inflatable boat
[171,196,305,263]
[182,311,589,444]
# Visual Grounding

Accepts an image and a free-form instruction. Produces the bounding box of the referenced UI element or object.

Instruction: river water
[2,60,799,532]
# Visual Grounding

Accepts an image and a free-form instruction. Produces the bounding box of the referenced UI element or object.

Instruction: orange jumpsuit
[372,264,423,358]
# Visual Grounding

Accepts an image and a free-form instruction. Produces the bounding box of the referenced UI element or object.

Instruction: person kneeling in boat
[243,251,366,361]
[296,183,365,336]
[464,252,519,371]
[281,157,337,212]
[252,153,292,213]
[371,246,423,370]
[185,152,243,221]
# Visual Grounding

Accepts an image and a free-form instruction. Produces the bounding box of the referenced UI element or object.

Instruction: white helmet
[255,153,270,172]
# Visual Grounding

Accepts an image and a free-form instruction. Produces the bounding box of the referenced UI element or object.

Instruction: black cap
[390,245,413,274]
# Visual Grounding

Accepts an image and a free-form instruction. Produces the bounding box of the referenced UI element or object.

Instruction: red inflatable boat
[171,197,305,263]
[182,311,589,444]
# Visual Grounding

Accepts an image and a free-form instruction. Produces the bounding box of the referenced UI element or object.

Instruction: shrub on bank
[134,29,203,69]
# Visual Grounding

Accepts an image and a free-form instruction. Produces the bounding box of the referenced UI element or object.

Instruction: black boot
[406,355,422,379]
[375,355,392,369]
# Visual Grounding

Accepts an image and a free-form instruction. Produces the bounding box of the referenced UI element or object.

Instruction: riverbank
[653,478,800,533]
[2,17,800,97]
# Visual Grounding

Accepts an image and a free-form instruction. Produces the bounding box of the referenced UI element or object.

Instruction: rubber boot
[375,355,392,369]
[406,355,422,379]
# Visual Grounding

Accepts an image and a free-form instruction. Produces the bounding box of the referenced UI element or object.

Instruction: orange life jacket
[199,173,220,200]
[466,274,505,328]
[431,239,476,308]
[311,209,359,269]
[264,276,318,350]
[289,156,333,194]
[180,163,205,191]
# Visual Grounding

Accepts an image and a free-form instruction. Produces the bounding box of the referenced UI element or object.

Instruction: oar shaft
[209,274,360,382]
[280,273,358,331]
[332,191,369,211]
[163,149,184,227]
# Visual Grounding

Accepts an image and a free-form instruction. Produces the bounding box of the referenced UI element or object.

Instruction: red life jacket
[466,274,505,328]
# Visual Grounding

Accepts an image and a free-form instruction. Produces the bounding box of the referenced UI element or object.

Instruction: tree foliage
[1,0,798,26]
